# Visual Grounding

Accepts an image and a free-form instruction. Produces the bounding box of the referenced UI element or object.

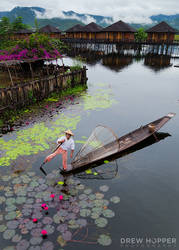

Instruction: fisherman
[45,130,75,171]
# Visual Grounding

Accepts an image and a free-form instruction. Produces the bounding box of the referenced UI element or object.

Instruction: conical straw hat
[65,129,74,136]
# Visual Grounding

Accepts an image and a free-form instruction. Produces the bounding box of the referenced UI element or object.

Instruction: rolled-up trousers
[45,147,67,170]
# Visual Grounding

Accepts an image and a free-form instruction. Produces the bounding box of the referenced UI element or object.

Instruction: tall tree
[0,17,11,36]
[11,16,29,31]
[135,28,147,42]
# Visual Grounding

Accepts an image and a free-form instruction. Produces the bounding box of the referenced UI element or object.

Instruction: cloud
[0,0,179,24]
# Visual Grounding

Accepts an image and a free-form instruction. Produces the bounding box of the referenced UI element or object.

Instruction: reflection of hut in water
[102,54,133,71]
[97,20,136,42]
[66,49,102,66]
[39,25,61,38]
[65,24,85,39]
[80,22,103,40]
[11,29,33,40]
[144,54,172,71]
[146,22,177,43]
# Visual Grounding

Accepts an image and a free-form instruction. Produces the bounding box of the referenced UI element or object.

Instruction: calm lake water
[0,53,179,250]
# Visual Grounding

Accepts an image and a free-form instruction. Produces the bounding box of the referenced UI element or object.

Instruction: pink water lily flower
[59,195,63,200]
[44,206,48,211]
[33,218,38,223]
[41,229,47,236]
[50,194,55,198]
[41,203,47,208]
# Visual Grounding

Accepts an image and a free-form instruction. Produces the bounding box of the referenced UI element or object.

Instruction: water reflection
[102,54,133,72]
[144,54,172,72]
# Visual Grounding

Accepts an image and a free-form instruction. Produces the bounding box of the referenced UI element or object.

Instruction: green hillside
[37,18,84,31]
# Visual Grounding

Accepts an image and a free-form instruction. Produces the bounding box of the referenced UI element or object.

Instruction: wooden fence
[0,66,87,112]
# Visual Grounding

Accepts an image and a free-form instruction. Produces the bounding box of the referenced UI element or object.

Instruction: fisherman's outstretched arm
[57,138,65,144]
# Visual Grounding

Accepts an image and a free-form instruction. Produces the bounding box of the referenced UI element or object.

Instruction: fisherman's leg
[62,150,67,170]
[45,148,60,162]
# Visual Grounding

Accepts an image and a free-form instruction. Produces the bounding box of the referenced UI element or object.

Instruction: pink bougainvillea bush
[0,33,62,61]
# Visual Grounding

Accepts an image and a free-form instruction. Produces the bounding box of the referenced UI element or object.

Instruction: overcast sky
[0,0,179,23]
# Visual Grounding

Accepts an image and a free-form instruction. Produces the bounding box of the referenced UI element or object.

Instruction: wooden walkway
[62,38,179,46]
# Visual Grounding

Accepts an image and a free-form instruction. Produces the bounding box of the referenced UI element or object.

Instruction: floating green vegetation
[81,88,116,111]
[0,170,119,248]
[0,84,117,166]
[0,114,80,166]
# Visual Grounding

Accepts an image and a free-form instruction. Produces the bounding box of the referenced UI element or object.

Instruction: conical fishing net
[72,126,120,168]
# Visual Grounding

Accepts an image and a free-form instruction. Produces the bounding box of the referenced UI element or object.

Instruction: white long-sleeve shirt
[56,136,75,151]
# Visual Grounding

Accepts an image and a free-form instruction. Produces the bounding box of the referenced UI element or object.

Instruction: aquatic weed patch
[0,170,120,249]
[0,84,117,167]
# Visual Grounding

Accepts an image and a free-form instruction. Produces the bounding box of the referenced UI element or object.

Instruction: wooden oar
[40,142,63,176]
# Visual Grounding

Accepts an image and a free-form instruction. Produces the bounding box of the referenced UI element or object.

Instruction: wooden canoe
[61,113,175,175]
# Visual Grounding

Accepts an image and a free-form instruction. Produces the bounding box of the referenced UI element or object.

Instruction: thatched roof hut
[79,22,103,39]
[66,24,85,39]
[97,20,136,41]
[11,29,33,40]
[39,25,61,38]
[102,20,136,33]
[146,21,177,42]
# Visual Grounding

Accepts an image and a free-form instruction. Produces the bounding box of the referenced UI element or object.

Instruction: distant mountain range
[0,6,179,31]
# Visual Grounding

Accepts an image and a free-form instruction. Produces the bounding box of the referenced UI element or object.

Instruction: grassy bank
[0,84,87,133]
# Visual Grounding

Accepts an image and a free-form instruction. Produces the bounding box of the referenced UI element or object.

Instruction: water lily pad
[57,224,68,233]
[6,220,19,229]
[79,200,88,208]
[12,178,21,184]
[5,191,13,197]
[76,218,87,227]
[83,188,92,195]
[22,208,32,216]
[110,196,120,204]
[16,197,26,204]
[16,239,30,250]
[80,209,91,217]
[95,217,108,228]
[30,181,39,188]
[91,212,100,219]
[6,198,15,205]
[3,229,15,239]
[57,235,66,247]
[30,237,42,245]
[5,211,17,220]
[62,231,72,241]
[68,219,79,229]
[44,225,55,234]
[76,184,85,190]
[31,228,42,237]
[42,217,53,225]
[97,234,112,246]
[29,247,41,250]
[41,241,54,250]
[5,205,17,212]
[3,246,15,250]
[53,214,62,224]
[95,193,104,199]
[26,221,35,230]
[2,175,11,182]
[0,224,7,232]
[26,198,34,204]
[0,196,6,204]
[88,194,96,201]
[103,209,115,218]
[12,234,22,243]
[99,185,109,192]
[79,194,88,200]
